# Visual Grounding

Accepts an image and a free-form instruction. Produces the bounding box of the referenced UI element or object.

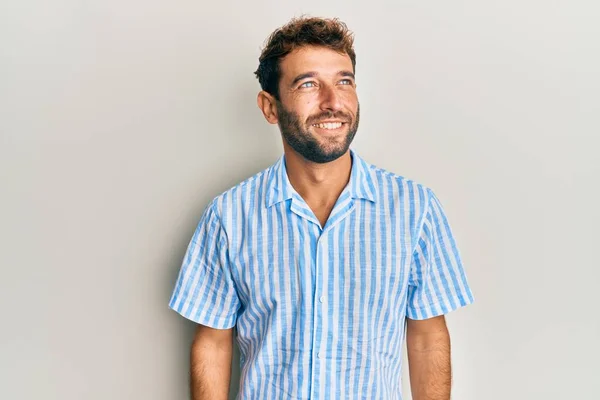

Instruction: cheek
[344,92,359,105]
[338,91,358,108]
[296,100,320,119]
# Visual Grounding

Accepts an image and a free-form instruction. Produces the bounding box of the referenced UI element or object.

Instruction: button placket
[310,233,329,399]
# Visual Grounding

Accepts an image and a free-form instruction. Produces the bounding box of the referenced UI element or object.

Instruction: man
[169,16,474,400]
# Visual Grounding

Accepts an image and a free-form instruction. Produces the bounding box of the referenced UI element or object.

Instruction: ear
[257,91,279,124]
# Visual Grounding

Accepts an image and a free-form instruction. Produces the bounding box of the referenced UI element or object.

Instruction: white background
[1,1,599,399]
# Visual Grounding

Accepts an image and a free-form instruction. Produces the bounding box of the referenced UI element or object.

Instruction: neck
[282,145,352,207]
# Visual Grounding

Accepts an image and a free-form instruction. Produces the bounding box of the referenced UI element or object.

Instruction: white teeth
[313,122,343,129]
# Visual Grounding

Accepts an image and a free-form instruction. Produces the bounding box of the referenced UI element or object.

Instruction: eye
[299,81,317,88]
[339,79,353,85]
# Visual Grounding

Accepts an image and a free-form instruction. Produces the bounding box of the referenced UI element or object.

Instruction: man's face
[275,45,359,164]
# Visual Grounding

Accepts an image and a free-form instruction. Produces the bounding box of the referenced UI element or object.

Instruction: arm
[190,323,234,400]
[406,315,452,400]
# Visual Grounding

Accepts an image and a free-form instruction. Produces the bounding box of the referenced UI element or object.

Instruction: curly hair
[254,16,356,99]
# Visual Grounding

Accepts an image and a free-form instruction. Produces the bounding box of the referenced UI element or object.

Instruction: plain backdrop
[1,1,599,399]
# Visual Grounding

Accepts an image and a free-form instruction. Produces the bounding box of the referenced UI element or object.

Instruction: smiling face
[258,45,360,164]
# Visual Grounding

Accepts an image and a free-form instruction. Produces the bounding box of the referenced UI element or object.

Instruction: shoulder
[205,161,274,218]
[364,158,434,200]
[360,158,440,237]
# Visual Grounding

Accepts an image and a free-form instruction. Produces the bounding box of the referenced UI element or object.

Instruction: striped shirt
[169,148,474,399]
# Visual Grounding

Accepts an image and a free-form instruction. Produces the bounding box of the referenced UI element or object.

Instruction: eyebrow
[291,72,317,86]
[290,70,356,86]
[339,70,355,80]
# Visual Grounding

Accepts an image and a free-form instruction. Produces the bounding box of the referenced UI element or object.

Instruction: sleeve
[168,200,241,329]
[406,188,474,320]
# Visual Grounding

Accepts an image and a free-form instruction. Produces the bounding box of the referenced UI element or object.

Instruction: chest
[227,202,414,317]
[311,203,334,229]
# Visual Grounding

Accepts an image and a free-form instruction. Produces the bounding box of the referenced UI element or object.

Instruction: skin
[406,315,453,400]
[190,324,234,399]
[190,44,454,400]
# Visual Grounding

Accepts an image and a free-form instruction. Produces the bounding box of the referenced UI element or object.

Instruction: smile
[312,122,345,130]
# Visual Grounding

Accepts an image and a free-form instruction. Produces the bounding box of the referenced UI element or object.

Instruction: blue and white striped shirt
[169,148,474,399]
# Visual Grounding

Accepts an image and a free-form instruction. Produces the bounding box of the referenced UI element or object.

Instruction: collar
[265,148,378,208]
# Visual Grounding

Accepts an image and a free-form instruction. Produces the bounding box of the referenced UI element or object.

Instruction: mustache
[307,111,352,125]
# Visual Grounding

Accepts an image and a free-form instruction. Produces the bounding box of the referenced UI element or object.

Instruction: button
[317,352,323,359]
[319,296,325,303]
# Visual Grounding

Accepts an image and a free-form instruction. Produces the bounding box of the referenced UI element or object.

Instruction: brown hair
[254,16,356,99]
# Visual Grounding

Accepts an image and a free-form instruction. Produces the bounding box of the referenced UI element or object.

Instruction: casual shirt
[169,148,474,399]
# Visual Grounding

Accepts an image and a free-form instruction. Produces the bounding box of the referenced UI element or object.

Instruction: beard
[275,101,360,164]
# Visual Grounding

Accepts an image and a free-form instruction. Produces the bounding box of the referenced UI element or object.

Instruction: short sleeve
[406,188,474,320]
[169,200,241,329]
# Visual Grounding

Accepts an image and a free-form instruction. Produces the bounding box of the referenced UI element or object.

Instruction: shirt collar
[265,148,378,208]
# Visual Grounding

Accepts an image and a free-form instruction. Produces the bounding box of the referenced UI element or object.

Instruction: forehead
[279,45,353,81]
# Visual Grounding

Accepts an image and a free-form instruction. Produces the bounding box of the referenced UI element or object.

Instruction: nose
[319,84,343,112]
